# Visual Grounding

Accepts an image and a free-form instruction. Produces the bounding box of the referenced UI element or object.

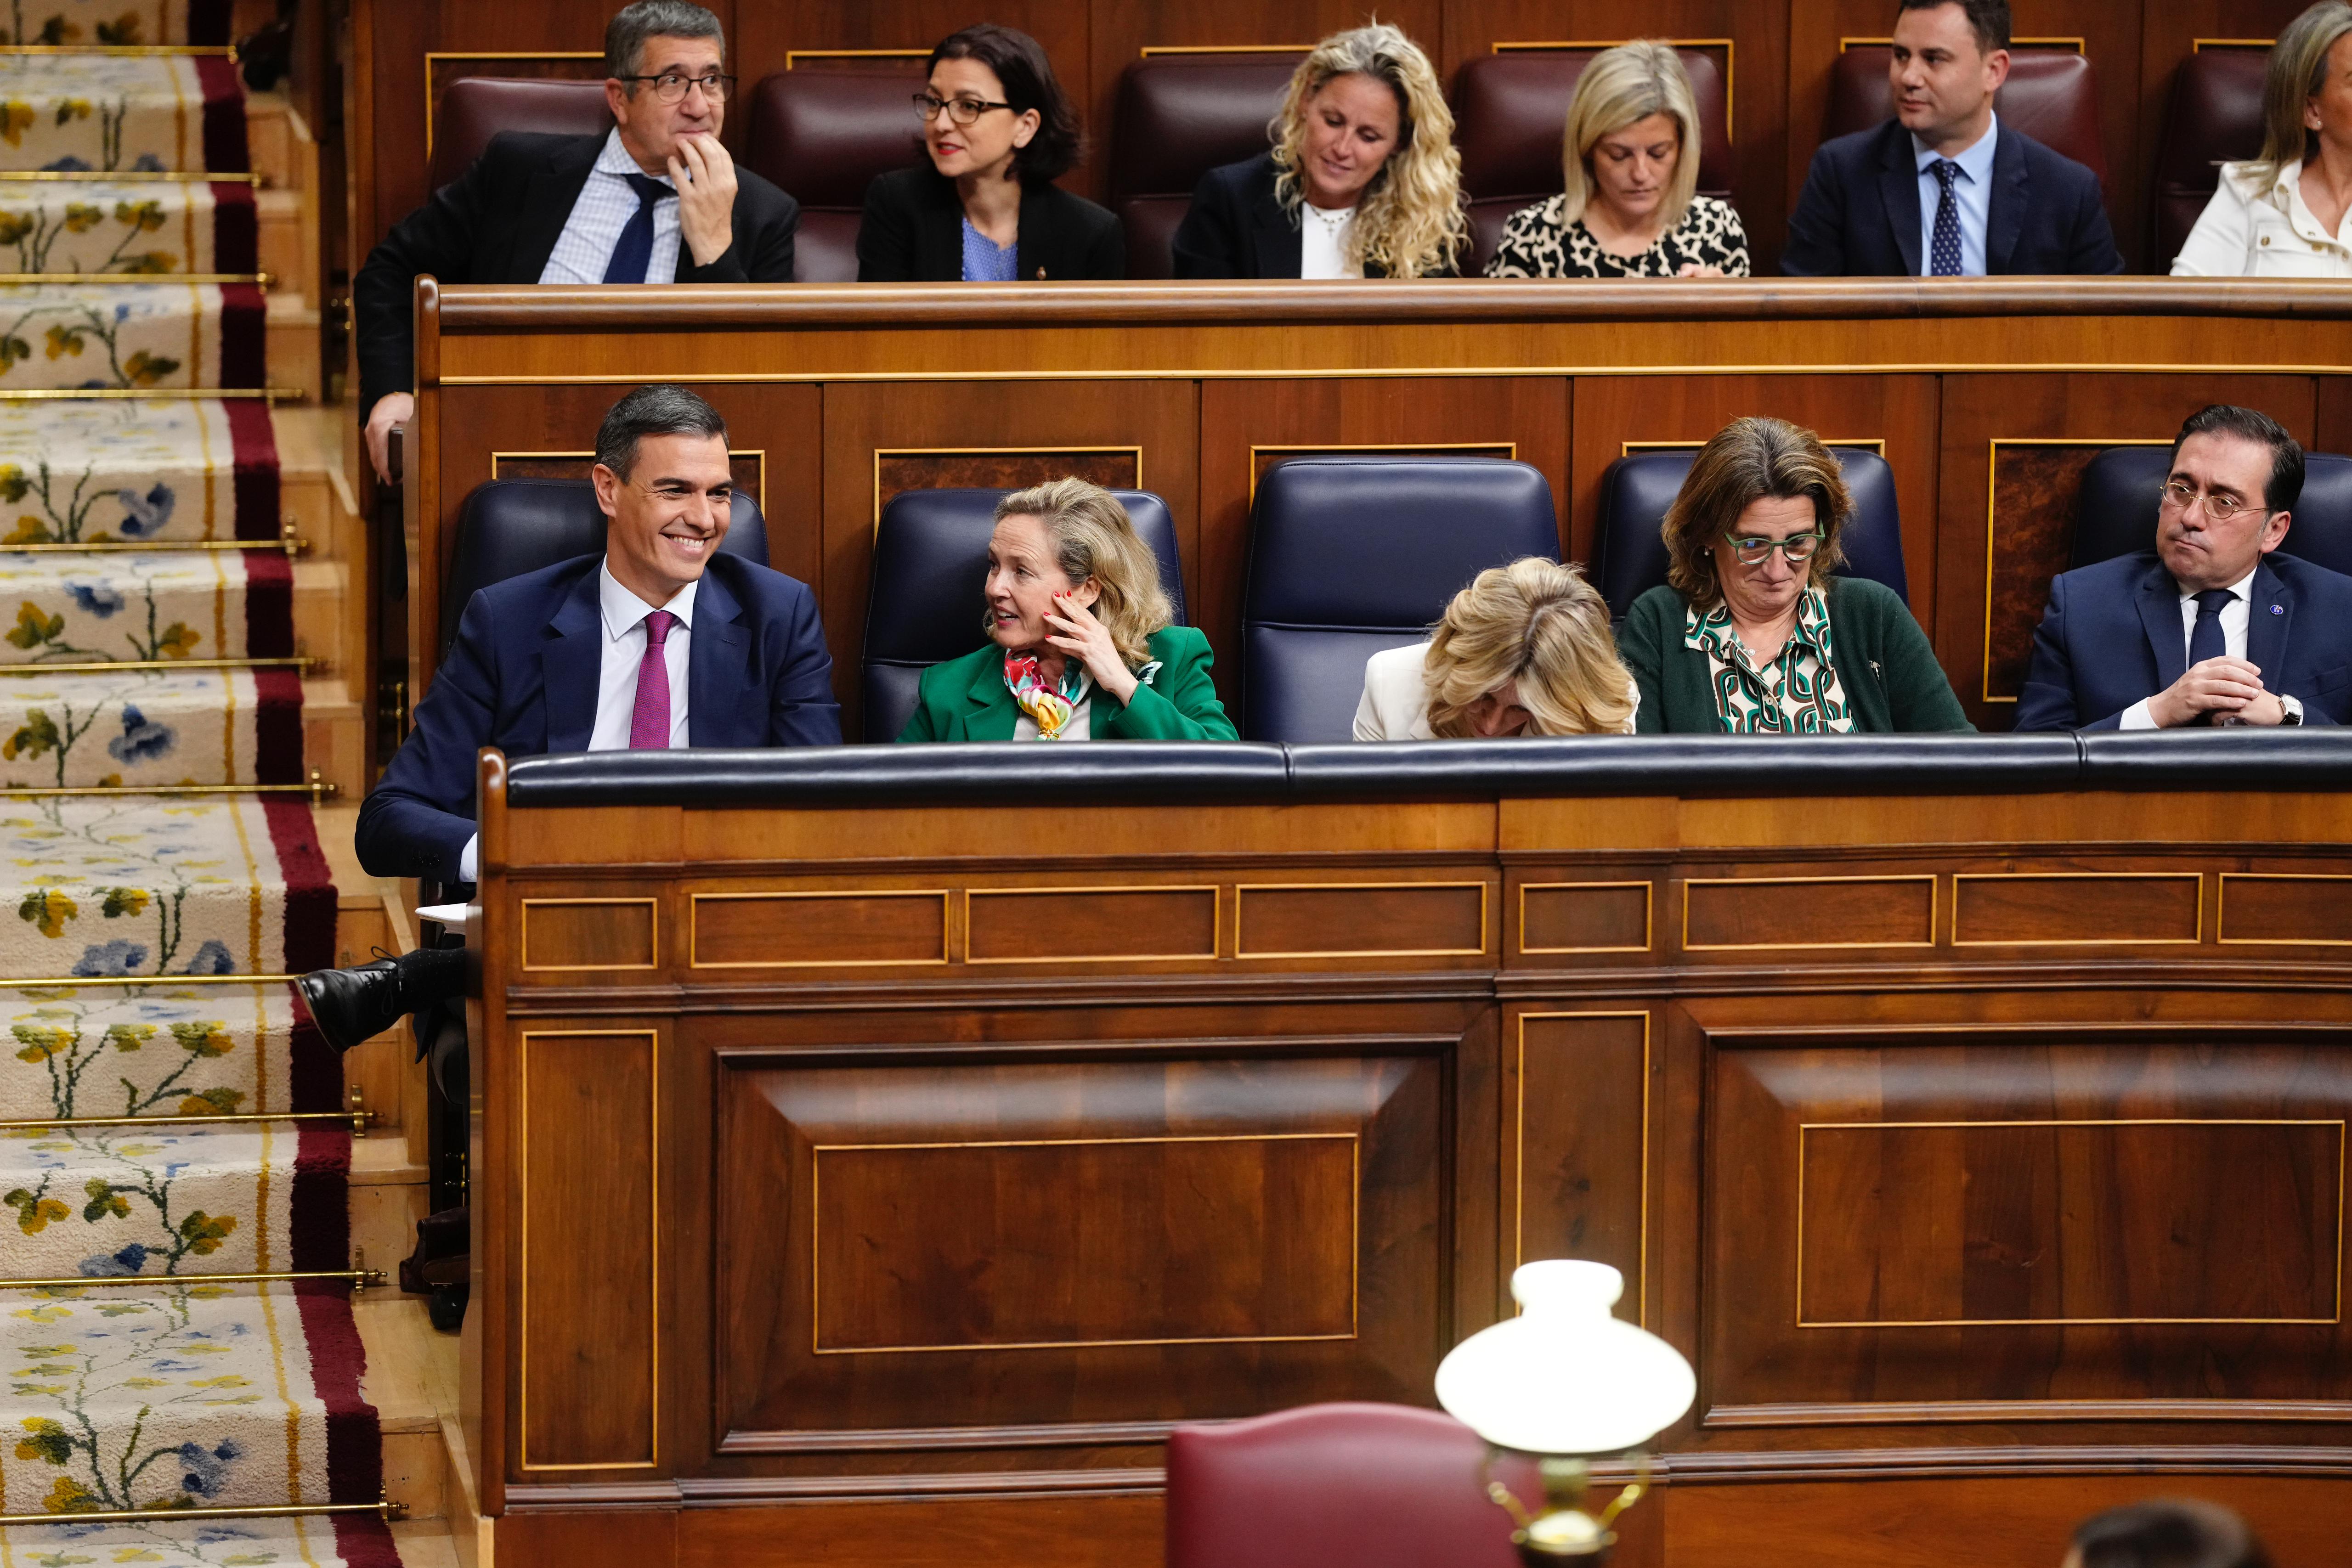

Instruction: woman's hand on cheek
[1043,593,1139,705]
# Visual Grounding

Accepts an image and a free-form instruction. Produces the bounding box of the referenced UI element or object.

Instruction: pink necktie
[627,609,677,749]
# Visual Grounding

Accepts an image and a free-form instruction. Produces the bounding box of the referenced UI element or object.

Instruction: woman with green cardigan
[1617,417,1971,734]
[897,478,1238,743]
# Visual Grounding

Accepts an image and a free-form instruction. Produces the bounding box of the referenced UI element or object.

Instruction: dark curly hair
[927,23,1082,185]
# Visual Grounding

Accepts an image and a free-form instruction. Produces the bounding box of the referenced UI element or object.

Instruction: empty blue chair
[861,486,1186,744]
[1238,457,1561,743]
[2072,446,2352,578]
[1589,446,1908,621]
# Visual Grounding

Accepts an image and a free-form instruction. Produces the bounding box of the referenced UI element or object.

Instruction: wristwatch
[2280,694,2305,726]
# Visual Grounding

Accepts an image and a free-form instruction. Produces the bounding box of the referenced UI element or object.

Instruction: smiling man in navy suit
[2015,405,2352,732]
[1781,0,2121,278]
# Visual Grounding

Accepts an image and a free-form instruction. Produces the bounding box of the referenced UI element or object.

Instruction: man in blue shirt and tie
[1782,0,2121,277]
[352,1,801,484]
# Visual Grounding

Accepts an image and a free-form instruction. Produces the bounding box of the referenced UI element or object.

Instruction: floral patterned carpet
[0,11,390,1564]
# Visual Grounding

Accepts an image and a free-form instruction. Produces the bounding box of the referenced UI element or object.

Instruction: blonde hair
[1661,418,1851,614]
[1423,558,1636,737]
[2257,2,2352,183]
[989,478,1172,667]
[1269,23,1466,278]
[1559,42,1702,231]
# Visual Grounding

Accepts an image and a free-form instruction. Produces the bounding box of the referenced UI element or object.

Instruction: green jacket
[896,625,1239,743]
[1618,576,1973,734]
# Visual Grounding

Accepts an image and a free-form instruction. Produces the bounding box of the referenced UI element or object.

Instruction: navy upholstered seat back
[2073,446,2352,579]
[441,478,769,658]
[861,487,1187,743]
[1589,446,1908,620]
[1239,457,1560,743]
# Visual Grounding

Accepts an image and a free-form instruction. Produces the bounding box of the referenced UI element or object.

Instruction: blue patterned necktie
[601,172,674,284]
[1928,159,1963,276]
[2188,587,2235,667]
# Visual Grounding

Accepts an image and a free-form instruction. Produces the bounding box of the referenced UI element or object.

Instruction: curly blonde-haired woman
[897,478,1238,742]
[1354,558,1638,740]
[1172,23,1465,279]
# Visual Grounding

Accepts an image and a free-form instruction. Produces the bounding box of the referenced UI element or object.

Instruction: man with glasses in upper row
[2017,404,2352,731]
[353,1,799,485]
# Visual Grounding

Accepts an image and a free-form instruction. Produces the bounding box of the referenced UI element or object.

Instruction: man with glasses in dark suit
[352,1,799,484]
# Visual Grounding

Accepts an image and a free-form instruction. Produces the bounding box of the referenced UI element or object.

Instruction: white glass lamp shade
[1434,1260,1696,1455]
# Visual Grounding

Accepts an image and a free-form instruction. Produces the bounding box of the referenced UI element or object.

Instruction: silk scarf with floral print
[1003,651,1091,741]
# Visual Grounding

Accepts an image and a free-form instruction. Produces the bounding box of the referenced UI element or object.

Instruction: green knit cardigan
[1617,576,1973,734]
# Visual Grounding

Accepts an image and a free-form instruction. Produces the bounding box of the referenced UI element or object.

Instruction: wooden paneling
[966,886,1219,963]
[519,1027,659,1469]
[520,897,660,971]
[1518,879,1653,955]
[1234,880,1489,959]
[1683,874,1937,951]
[690,889,950,968]
[1951,871,2201,945]
[1933,372,2317,730]
[2221,874,2352,947]
[1513,1010,1648,1313]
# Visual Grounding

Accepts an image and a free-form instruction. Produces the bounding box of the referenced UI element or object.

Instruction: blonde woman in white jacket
[2175,2,2352,277]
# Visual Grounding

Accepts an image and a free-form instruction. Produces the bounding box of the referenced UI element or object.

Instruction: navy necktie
[1928,159,1963,276]
[601,172,674,284]
[2188,587,2235,668]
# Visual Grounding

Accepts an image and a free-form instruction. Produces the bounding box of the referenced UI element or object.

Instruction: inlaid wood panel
[519,1028,659,1469]
[689,890,949,968]
[965,886,1219,963]
[715,1049,1450,1441]
[1682,875,1935,951]
[1513,1010,1648,1317]
[2220,874,2352,946]
[1934,374,2316,730]
[874,448,1140,523]
[1951,871,2201,945]
[1235,880,1489,959]
[1518,879,1653,955]
[520,897,659,971]
[1705,1032,2352,1415]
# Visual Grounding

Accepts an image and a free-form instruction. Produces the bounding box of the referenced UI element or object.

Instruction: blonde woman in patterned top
[1484,42,1750,279]
[1615,417,1969,733]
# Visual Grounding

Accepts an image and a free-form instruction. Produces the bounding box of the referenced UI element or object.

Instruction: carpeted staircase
[0,9,396,1565]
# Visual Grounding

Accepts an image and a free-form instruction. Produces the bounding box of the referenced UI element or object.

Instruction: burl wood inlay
[1985,444,2115,702]
[492,453,763,502]
[875,450,1139,520]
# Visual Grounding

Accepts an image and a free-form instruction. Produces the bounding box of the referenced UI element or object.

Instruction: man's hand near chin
[669,132,739,268]
[2148,656,2285,727]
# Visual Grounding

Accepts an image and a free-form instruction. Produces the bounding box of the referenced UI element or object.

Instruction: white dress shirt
[1351,641,1639,739]
[537,129,682,285]
[2172,158,2352,278]
[1914,113,1998,277]
[455,564,697,881]
[1300,201,1363,279]
[2116,564,2300,728]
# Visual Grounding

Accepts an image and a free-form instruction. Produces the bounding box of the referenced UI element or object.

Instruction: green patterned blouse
[1682,586,1856,733]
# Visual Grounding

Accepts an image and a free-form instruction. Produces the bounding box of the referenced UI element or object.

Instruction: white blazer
[2173,158,2352,278]
[1351,641,1638,740]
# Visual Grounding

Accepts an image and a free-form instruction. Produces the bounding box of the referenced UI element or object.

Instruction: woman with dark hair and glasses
[858,23,1123,281]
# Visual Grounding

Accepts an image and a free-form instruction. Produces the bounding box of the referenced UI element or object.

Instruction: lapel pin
[2272,604,2284,614]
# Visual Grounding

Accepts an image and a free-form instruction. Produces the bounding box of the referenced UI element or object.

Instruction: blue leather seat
[1238,457,1560,743]
[860,487,1187,743]
[2072,446,2352,577]
[1589,446,1908,620]
[441,478,769,657]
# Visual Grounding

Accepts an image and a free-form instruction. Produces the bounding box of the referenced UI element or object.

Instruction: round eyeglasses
[2160,478,2263,524]
[913,92,1014,126]
[619,72,735,104]
[1724,530,1823,567]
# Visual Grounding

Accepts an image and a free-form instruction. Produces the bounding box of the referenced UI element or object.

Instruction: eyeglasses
[618,72,735,104]
[913,92,1013,126]
[2160,478,2264,523]
[1723,530,1824,566]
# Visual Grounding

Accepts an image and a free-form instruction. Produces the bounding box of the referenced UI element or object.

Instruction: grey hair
[605,1,724,88]
[594,384,727,480]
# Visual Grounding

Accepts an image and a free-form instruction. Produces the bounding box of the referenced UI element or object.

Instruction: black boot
[296,947,467,1052]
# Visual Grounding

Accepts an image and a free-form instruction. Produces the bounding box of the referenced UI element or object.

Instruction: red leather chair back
[1165,1403,1534,1568]
[1109,52,1306,278]
[744,64,931,282]
[1453,49,1732,274]
[2154,47,2269,268]
[429,76,612,192]
[1826,47,2109,186]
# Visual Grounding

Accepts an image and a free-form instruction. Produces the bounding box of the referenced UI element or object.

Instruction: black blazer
[2014,550,2352,731]
[1171,151,1453,279]
[855,165,1124,282]
[1781,118,2121,277]
[354,130,800,414]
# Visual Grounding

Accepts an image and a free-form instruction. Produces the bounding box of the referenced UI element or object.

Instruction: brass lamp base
[1488,1455,1648,1565]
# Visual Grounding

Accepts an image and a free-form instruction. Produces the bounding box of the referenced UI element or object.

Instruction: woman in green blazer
[897,478,1238,743]
[1617,417,1971,734]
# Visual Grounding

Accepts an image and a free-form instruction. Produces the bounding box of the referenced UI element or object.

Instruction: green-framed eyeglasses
[1724,530,1824,566]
